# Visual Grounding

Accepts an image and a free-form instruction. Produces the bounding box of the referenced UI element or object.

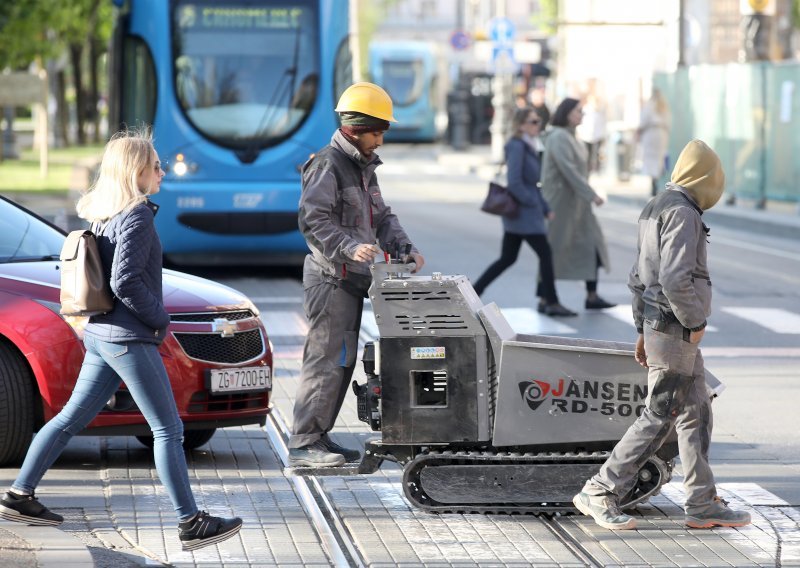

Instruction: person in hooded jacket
[0,130,243,551]
[540,97,616,312]
[572,140,751,531]
[288,83,425,468]
[473,107,575,316]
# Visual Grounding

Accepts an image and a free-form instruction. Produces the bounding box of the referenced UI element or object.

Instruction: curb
[0,524,94,567]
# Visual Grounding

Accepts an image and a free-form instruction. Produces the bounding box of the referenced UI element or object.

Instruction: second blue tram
[109,0,351,265]
[368,41,438,143]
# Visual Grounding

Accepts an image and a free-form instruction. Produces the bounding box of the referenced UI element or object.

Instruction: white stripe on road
[249,296,303,303]
[604,304,719,332]
[359,307,578,342]
[722,307,800,334]
[260,310,309,337]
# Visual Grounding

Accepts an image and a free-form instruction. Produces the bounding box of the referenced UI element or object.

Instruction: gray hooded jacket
[628,139,724,334]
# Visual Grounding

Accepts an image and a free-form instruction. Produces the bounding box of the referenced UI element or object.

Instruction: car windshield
[172,0,320,150]
[382,59,424,106]
[0,199,64,263]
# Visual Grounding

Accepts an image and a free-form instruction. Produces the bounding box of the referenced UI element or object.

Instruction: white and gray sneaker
[573,491,637,530]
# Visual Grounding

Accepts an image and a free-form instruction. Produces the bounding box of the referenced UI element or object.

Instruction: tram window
[333,38,352,105]
[171,1,321,149]
[121,36,157,126]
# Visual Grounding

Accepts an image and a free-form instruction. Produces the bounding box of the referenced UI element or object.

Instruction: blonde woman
[0,129,242,551]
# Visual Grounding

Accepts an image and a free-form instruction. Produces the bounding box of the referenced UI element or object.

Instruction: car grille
[173,329,264,363]
[170,310,256,323]
[188,390,268,413]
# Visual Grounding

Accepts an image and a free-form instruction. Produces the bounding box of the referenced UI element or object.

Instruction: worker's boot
[288,440,346,467]
[685,497,751,529]
[321,434,361,462]
[573,491,637,530]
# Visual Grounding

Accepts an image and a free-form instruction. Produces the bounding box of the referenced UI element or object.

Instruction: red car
[0,196,272,466]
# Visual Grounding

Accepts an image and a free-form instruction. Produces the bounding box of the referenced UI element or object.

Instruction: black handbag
[481,181,519,218]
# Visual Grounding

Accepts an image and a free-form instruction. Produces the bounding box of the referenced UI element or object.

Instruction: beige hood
[670,139,725,210]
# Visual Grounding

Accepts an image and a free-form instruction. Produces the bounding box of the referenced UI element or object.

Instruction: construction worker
[288,82,425,467]
[573,140,751,530]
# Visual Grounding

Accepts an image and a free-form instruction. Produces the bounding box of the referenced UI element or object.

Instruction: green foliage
[530,0,558,36]
[0,0,113,70]
[793,0,800,30]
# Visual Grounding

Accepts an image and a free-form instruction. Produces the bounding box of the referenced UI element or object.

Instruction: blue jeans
[13,336,198,521]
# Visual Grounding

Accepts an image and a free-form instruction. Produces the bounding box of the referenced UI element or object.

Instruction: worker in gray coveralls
[573,140,751,530]
[288,82,425,468]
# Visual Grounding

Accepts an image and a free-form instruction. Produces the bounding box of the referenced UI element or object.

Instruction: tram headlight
[171,153,197,177]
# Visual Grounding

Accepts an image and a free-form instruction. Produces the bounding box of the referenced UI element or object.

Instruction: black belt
[643,304,679,331]
[644,303,691,340]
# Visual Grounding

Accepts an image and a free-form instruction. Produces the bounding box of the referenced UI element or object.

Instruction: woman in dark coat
[473,108,575,316]
[540,98,615,310]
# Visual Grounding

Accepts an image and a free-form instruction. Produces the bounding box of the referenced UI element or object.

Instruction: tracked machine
[350,262,715,515]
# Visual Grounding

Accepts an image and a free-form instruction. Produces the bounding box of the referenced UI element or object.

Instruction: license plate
[207,366,271,394]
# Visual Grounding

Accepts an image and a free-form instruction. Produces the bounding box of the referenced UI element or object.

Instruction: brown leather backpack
[59,228,114,316]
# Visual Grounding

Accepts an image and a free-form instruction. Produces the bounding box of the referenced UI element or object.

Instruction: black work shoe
[537,301,547,314]
[178,510,242,551]
[544,303,578,317]
[0,491,63,526]
[321,434,361,462]
[585,297,617,310]
[288,440,346,467]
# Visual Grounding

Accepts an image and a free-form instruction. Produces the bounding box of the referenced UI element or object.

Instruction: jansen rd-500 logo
[518,378,648,417]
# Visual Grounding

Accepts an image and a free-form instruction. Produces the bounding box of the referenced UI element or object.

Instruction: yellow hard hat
[335,82,397,122]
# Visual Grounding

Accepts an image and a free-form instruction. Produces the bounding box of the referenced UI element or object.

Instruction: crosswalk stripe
[500,307,578,335]
[604,304,719,332]
[260,310,308,337]
[722,307,800,334]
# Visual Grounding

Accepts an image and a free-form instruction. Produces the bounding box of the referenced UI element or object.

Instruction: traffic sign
[450,30,471,51]
[489,17,515,45]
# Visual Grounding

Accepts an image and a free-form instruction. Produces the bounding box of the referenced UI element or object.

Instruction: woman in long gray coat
[540,97,615,311]
[473,108,575,316]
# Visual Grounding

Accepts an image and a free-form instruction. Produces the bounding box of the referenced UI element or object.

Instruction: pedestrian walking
[573,139,751,531]
[540,97,615,311]
[528,86,551,130]
[473,108,575,317]
[637,88,671,196]
[288,82,424,468]
[0,130,242,552]
[577,94,607,173]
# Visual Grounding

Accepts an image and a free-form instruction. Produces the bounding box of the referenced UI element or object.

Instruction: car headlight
[33,299,89,339]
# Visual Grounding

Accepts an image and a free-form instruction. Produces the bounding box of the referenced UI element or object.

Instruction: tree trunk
[69,43,86,145]
[89,38,100,143]
[56,69,69,147]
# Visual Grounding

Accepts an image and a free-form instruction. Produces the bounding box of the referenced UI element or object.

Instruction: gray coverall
[289,130,417,449]
[584,187,718,516]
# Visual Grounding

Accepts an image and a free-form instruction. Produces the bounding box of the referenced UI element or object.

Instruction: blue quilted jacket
[83,201,169,345]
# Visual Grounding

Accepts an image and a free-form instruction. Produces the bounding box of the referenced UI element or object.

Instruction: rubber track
[402,449,611,515]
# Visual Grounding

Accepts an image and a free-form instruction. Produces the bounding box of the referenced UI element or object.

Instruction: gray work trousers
[289,259,363,449]
[584,320,717,515]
